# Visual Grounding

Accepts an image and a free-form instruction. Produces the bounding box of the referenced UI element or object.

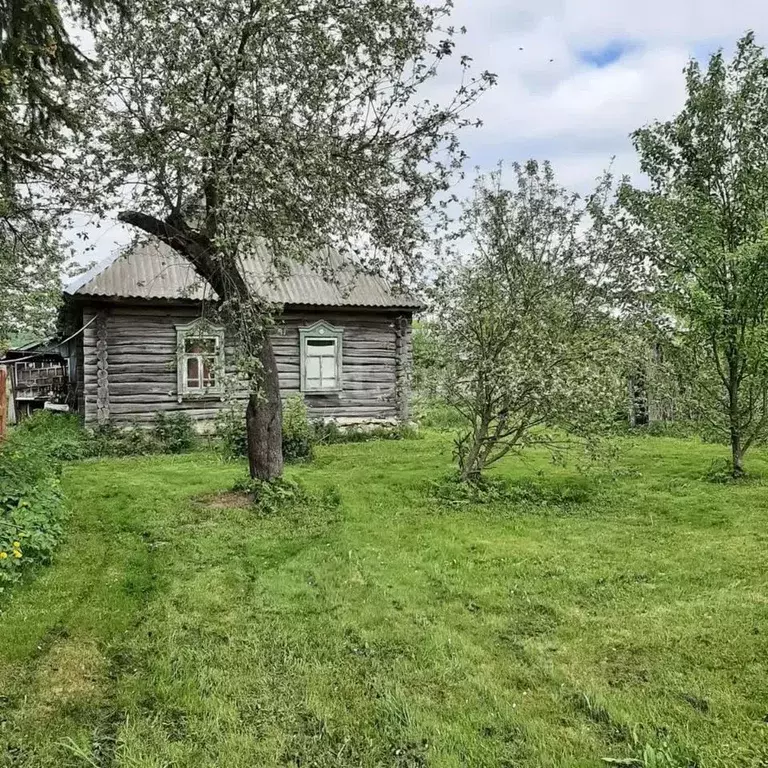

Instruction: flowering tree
[76,0,494,479]
[433,162,627,482]
[622,33,768,476]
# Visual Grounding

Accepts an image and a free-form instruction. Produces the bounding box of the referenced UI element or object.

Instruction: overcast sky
[72,0,768,264]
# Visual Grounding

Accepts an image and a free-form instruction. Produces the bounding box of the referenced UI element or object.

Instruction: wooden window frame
[300,321,343,394]
[175,320,226,401]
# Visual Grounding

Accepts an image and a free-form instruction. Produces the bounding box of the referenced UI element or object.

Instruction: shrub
[233,475,341,518]
[12,411,86,461]
[282,395,314,462]
[215,397,316,462]
[214,406,248,459]
[634,420,700,439]
[214,397,418,460]
[0,419,69,589]
[12,409,203,459]
[84,422,158,457]
[428,472,593,510]
[412,398,464,431]
[152,412,196,454]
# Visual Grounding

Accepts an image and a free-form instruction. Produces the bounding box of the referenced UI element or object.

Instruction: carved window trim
[299,320,343,394]
[175,319,226,401]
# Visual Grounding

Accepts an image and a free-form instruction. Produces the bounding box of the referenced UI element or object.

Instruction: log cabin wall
[81,301,412,428]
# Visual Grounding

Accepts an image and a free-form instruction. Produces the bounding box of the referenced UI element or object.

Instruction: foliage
[0,415,69,588]
[281,395,314,463]
[151,412,195,455]
[412,320,443,399]
[432,161,628,482]
[233,475,341,518]
[0,0,114,177]
[215,398,416,460]
[412,397,465,431]
[7,410,199,460]
[0,198,66,347]
[213,406,249,460]
[10,411,85,460]
[622,32,768,477]
[70,0,495,480]
[429,469,594,510]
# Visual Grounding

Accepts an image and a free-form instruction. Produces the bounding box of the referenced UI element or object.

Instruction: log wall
[81,302,413,428]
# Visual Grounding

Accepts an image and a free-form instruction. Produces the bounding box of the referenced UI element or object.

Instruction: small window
[300,321,343,393]
[176,321,225,399]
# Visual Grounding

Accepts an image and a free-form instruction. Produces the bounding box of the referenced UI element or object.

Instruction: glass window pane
[319,357,337,380]
[307,338,335,348]
[306,378,322,389]
[305,356,321,379]
[185,337,217,354]
[187,357,200,381]
[322,377,336,389]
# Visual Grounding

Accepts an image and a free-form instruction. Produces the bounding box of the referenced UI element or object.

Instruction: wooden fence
[0,367,7,442]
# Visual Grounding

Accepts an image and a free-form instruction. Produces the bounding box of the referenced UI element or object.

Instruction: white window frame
[300,320,343,394]
[175,319,226,401]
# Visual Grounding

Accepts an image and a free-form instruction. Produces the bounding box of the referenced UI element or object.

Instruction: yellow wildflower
[12,542,20,548]
[0,552,7,559]
[13,551,21,559]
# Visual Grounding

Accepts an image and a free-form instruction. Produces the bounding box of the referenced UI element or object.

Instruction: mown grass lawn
[0,433,767,767]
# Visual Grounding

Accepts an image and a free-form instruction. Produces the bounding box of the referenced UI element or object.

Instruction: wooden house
[64,240,421,429]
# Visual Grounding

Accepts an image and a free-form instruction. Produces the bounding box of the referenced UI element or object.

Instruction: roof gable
[65,238,422,310]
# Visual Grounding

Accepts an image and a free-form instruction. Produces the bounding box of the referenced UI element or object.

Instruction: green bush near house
[214,395,417,462]
[0,415,69,588]
[282,395,314,462]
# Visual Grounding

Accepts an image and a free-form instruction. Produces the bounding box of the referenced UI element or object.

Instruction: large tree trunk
[245,331,284,481]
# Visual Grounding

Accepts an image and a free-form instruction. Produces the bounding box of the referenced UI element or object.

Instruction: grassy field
[0,433,767,767]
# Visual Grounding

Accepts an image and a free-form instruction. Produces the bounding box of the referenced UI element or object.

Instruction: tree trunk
[460,419,489,483]
[246,333,284,481]
[727,361,744,478]
[731,432,744,478]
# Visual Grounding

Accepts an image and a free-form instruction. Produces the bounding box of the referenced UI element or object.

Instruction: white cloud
[440,0,768,193]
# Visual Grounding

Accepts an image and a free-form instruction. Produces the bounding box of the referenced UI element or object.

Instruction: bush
[428,472,593,510]
[12,411,86,461]
[151,412,196,454]
[634,419,700,439]
[214,397,418,461]
[282,395,314,462]
[233,475,341,518]
[11,408,199,460]
[0,418,69,589]
[215,396,316,462]
[84,422,157,457]
[412,398,464,431]
[214,406,248,460]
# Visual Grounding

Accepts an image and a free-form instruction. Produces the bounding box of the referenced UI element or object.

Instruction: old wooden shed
[65,240,421,429]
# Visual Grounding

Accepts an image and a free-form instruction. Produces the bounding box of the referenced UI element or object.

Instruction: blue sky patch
[578,40,638,68]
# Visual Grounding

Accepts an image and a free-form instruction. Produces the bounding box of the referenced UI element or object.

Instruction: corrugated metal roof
[65,238,422,309]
